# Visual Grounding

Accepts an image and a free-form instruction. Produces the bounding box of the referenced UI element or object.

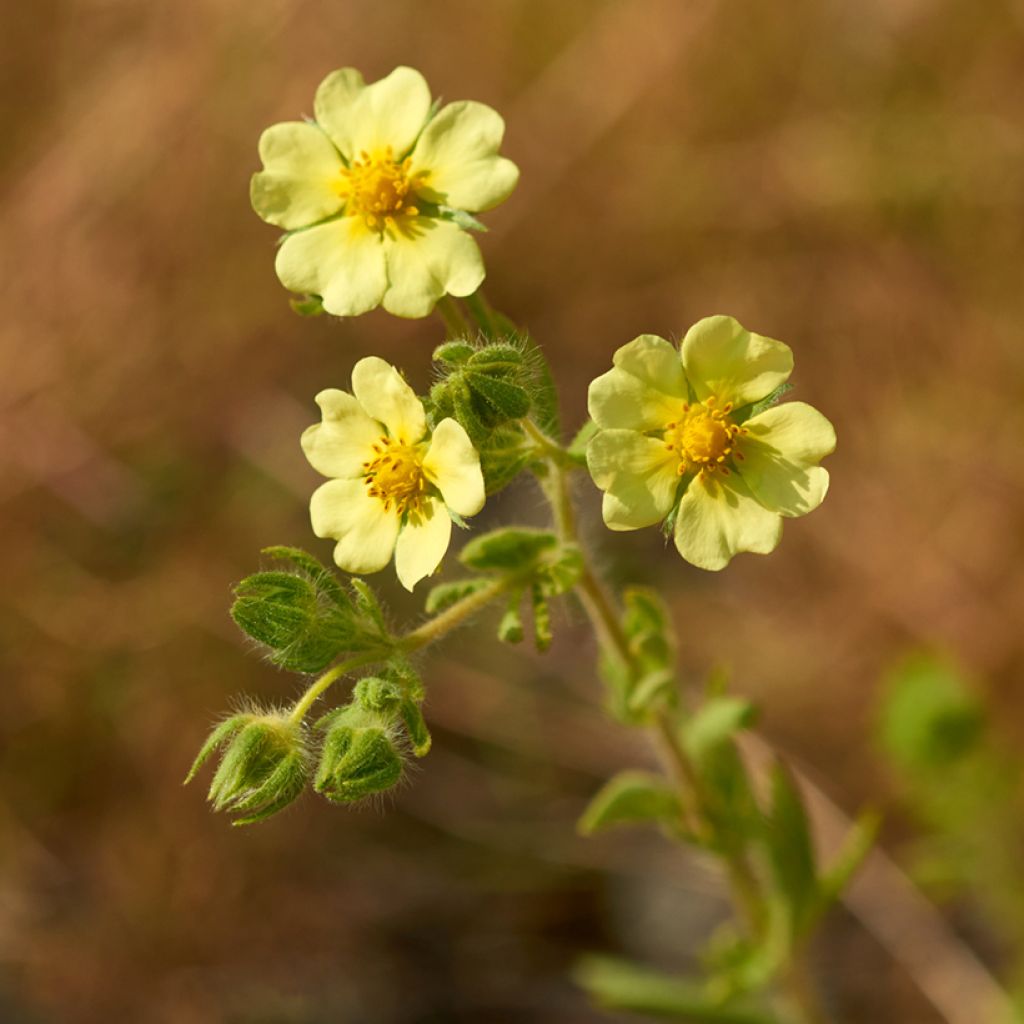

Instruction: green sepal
[353,676,403,713]
[438,205,487,233]
[289,294,325,317]
[184,714,247,785]
[478,425,532,495]
[567,419,598,466]
[315,723,403,803]
[432,340,475,365]
[578,770,682,835]
[425,577,492,614]
[734,383,792,425]
[574,956,776,1023]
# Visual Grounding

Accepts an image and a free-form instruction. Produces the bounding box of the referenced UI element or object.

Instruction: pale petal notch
[422,418,485,517]
[319,66,431,161]
[310,478,400,574]
[300,389,383,479]
[588,335,687,431]
[673,472,782,571]
[681,316,793,409]
[394,497,453,591]
[381,217,484,318]
[410,101,519,212]
[350,356,427,444]
[274,216,387,316]
[251,121,345,229]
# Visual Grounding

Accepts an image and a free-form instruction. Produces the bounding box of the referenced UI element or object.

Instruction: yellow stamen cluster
[664,396,747,477]
[338,147,423,230]
[363,437,428,515]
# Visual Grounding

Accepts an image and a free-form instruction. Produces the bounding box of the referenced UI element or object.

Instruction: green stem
[289,650,385,724]
[533,428,829,1023]
[289,578,509,724]
[436,295,469,338]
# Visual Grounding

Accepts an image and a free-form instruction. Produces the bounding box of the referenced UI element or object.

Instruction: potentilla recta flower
[251,66,519,318]
[586,316,836,571]
[301,357,486,590]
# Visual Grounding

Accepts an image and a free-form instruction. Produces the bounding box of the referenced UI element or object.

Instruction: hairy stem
[290,579,509,724]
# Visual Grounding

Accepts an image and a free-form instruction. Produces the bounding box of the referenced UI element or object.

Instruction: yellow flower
[301,357,485,591]
[251,66,519,318]
[586,316,836,571]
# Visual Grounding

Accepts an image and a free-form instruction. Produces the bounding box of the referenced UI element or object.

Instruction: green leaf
[578,771,681,835]
[878,653,984,771]
[531,583,552,652]
[424,577,491,614]
[400,699,432,757]
[683,698,758,767]
[766,761,817,936]
[348,578,388,634]
[460,527,558,572]
[814,809,880,919]
[574,957,777,1023]
[498,594,525,644]
[538,544,583,596]
[623,587,675,673]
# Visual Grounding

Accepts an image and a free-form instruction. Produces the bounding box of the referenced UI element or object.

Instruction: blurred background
[3,0,1024,1020]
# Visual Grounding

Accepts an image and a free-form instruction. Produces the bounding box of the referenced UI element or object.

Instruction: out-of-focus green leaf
[578,771,681,835]
[575,956,777,1023]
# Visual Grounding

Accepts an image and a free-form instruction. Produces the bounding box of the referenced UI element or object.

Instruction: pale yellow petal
[394,497,452,591]
[409,101,519,212]
[309,478,400,574]
[588,334,687,431]
[422,418,485,517]
[681,316,793,408]
[587,429,680,530]
[316,66,430,160]
[673,471,782,571]
[350,356,426,444]
[737,402,835,516]
[250,121,345,229]
[274,216,386,316]
[300,389,383,479]
[381,217,484,318]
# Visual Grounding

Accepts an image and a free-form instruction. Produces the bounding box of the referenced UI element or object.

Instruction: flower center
[664,398,746,476]
[339,147,421,230]
[363,437,427,514]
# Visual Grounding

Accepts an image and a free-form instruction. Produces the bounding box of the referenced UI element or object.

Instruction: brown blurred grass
[2,0,1024,1020]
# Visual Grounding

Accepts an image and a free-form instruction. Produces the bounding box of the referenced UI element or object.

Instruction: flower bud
[314,716,403,804]
[185,710,309,825]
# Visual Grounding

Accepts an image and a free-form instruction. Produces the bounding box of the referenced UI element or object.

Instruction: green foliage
[879,652,984,771]
[230,548,392,673]
[424,577,493,614]
[765,762,817,937]
[578,771,682,836]
[683,698,758,766]
[185,710,309,826]
[600,587,678,722]
[575,957,776,1023]
[452,528,583,651]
